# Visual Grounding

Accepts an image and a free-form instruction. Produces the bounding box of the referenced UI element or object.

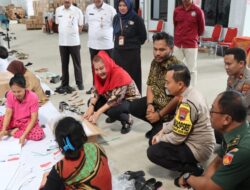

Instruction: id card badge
[119,36,125,46]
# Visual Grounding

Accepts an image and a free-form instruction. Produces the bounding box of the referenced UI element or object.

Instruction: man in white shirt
[55,0,84,93]
[85,0,116,94]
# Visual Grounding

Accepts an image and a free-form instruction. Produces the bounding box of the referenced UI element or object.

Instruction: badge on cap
[191,11,196,17]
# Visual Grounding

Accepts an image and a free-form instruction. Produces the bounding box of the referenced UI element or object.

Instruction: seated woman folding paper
[40,117,112,190]
[0,74,44,146]
[83,51,141,134]
[7,60,48,105]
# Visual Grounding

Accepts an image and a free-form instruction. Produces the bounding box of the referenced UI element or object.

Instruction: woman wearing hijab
[83,51,141,134]
[7,60,48,105]
[113,0,147,94]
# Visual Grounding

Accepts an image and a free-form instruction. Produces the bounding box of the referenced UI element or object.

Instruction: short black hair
[218,91,247,122]
[167,64,191,87]
[152,32,174,49]
[55,117,88,160]
[9,73,26,88]
[0,46,8,59]
[224,48,246,65]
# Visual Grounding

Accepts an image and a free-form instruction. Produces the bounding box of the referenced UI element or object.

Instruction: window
[202,0,231,27]
[151,0,168,21]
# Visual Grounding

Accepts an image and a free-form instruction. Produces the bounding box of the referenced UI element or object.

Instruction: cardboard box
[0,71,13,98]
[82,119,103,142]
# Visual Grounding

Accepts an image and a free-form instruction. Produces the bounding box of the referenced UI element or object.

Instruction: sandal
[124,170,145,180]
[134,176,146,190]
[141,178,156,190]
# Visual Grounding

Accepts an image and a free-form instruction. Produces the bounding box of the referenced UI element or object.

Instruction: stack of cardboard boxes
[5,4,25,20]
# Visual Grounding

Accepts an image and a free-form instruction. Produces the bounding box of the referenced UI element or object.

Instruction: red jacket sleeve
[197,8,205,36]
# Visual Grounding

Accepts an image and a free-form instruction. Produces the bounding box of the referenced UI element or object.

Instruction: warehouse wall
[1,0,11,6]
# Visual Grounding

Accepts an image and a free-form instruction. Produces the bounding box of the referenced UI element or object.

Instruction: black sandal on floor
[141,178,157,190]
[124,170,145,180]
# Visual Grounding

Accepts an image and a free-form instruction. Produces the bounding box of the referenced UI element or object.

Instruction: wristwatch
[183,172,191,183]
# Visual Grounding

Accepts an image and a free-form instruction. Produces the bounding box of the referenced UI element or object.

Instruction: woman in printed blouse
[83,50,140,134]
[40,116,112,190]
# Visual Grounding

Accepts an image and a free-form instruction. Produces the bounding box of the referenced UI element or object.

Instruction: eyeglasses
[209,109,225,115]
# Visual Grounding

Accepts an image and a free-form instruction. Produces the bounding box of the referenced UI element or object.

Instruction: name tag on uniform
[119,36,125,46]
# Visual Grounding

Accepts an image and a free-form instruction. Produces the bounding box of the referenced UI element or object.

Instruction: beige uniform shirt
[160,87,215,162]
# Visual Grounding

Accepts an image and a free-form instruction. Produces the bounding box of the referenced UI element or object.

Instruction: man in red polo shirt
[173,0,205,87]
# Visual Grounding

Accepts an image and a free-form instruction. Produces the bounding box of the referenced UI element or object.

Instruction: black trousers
[90,96,130,125]
[129,97,163,140]
[113,48,142,93]
[147,142,198,173]
[89,48,113,85]
[59,45,83,87]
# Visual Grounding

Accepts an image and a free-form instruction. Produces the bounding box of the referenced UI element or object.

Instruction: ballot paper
[0,139,21,190]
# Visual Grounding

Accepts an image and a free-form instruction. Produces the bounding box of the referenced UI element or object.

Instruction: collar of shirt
[224,121,249,145]
[94,2,107,10]
[62,4,74,11]
[181,3,196,11]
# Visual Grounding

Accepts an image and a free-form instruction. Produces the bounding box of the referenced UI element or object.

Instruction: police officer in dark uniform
[225,48,250,120]
[216,47,250,144]
[176,91,250,190]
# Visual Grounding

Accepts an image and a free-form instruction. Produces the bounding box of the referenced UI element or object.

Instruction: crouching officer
[147,64,215,175]
[176,90,250,190]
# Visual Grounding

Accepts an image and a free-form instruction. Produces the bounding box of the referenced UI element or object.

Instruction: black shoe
[77,84,84,90]
[121,120,133,134]
[145,129,153,139]
[86,87,93,94]
[64,86,76,94]
[55,86,67,94]
[181,164,204,176]
[105,117,116,123]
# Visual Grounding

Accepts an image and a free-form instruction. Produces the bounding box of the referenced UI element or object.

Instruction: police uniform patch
[223,153,234,165]
[173,103,192,136]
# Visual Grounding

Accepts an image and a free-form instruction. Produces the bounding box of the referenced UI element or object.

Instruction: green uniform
[212,122,250,190]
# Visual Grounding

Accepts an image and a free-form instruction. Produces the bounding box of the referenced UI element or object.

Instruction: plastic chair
[216,27,238,56]
[200,24,222,44]
[218,27,238,47]
[148,20,164,33]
